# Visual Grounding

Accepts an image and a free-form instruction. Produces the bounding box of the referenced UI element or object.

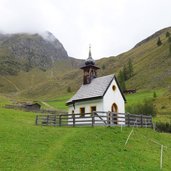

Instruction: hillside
[97,27,171,90]
[0,31,69,74]
[0,32,83,98]
[0,97,171,171]
[0,27,171,100]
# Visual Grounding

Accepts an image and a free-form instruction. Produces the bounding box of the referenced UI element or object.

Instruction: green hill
[0,32,83,99]
[97,27,171,90]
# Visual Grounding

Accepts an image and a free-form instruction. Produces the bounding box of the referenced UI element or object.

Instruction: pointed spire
[85,44,95,66]
[88,44,92,58]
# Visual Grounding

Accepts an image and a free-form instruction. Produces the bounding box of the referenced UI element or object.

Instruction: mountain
[0,27,171,100]
[0,31,70,75]
[0,31,83,98]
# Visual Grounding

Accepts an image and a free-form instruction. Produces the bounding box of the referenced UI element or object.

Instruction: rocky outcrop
[0,31,68,74]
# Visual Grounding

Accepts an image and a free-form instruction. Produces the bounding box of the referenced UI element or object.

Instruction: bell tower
[80,45,100,84]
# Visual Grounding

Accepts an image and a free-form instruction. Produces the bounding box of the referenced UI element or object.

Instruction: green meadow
[125,90,171,122]
[44,94,73,111]
[0,91,171,171]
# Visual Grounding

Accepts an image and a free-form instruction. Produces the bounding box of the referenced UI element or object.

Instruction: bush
[126,99,156,116]
[153,91,157,98]
[155,122,171,133]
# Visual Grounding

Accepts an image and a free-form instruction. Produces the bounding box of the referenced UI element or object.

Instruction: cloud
[0,0,171,59]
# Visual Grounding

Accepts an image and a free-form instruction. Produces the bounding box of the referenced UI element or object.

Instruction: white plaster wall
[103,79,125,113]
[68,99,104,125]
[68,99,103,114]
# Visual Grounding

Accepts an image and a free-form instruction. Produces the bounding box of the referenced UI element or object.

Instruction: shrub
[126,99,156,116]
[155,122,171,133]
[153,91,157,98]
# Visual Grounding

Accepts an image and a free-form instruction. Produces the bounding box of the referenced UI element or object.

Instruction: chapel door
[111,103,118,124]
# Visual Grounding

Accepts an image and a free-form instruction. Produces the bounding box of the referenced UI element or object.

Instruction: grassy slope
[97,27,171,90]
[0,97,171,171]
[44,94,73,111]
[125,90,171,122]
[1,27,171,101]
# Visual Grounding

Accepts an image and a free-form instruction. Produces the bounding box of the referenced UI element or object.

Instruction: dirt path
[41,101,55,110]
[1,76,21,91]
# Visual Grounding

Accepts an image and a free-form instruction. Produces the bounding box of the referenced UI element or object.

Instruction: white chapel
[66,46,126,122]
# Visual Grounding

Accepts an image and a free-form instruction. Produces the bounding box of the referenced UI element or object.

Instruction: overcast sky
[0,0,171,59]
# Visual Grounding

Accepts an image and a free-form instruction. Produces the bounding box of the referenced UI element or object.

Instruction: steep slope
[0,31,68,74]
[97,27,171,90]
[0,32,83,98]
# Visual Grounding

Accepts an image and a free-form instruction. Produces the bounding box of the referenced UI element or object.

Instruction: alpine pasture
[0,95,171,171]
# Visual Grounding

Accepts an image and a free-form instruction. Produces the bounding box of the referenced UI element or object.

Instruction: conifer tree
[118,70,126,91]
[166,31,170,38]
[123,64,128,81]
[128,58,134,78]
[157,37,162,46]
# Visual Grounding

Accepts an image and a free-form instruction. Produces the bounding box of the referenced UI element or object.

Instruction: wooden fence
[35,111,153,128]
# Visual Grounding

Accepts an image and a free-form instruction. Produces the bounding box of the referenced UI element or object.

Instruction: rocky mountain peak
[0,31,69,74]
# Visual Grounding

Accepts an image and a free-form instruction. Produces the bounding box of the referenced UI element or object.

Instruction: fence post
[73,114,75,127]
[54,115,56,126]
[141,115,143,127]
[153,122,156,131]
[35,115,38,125]
[150,115,153,128]
[92,112,95,127]
[107,112,110,126]
[128,114,130,127]
[46,115,49,126]
[112,112,114,125]
[59,114,62,126]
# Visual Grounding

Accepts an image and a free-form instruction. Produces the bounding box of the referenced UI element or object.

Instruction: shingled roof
[67,74,119,105]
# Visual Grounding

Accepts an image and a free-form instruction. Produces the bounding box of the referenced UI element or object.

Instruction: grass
[1,96,171,171]
[125,89,165,108]
[44,94,73,111]
[125,89,171,122]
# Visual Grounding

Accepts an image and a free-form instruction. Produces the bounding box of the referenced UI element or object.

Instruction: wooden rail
[35,111,153,128]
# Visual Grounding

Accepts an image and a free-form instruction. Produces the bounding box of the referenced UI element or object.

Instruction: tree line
[157,31,171,56]
[117,58,134,91]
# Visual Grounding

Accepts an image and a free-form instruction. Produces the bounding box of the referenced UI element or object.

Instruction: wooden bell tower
[80,45,100,84]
